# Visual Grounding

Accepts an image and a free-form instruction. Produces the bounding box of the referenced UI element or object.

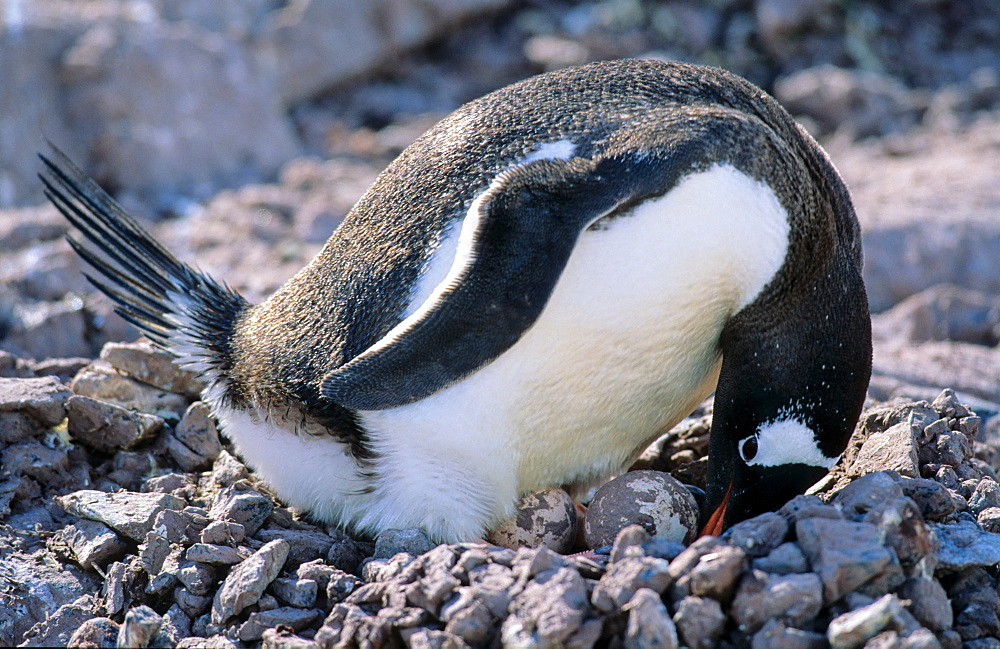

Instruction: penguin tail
[39,145,248,381]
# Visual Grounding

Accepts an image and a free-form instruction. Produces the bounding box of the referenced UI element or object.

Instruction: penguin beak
[699,481,731,537]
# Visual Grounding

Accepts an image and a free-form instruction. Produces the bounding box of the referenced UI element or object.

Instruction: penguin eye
[739,435,759,463]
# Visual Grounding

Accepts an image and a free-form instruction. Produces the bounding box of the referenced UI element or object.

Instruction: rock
[0,376,72,426]
[931,519,1000,571]
[373,528,436,559]
[66,395,164,453]
[185,543,250,565]
[1,440,71,487]
[609,524,652,564]
[978,506,1000,533]
[210,450,251,487]
[58,490,186,541]
[624,587,679,649]
[592,555,672,612]
[897,477,957,521]
[724,512,789,558]
[898,577,953,632]
[117,605,163,649]
[673,595,726,649]
[501,566,591,648]
[261,627,320,649]
[50,519,127,570]
[200,520,246,546]
[752,542,810,575]
[212,539,290,625]
[968,478,1000,515]
[441,587,495,646]
[175,587,213,619]
[795,518,894,603]
[862,498,937,571]
[686,544,748,603]
[237,607,322,642]
[751,619,828,649]
[70,362,189,420]
[209,482,274,536]
[486,488,577,553]
[0,410,45,444]
[870,284,1000,346]
[851,423,921,478]
[168,401,222,470]
[66,616,120,648]
[100,340,204,398]
[271,577,318,608]
[327,538,367,574]
[178,558,218,597]
[730,570,824,634]
[584,470,699,548]
[18,594,98,648]
[258,527,335,569]
[827,594,907,649]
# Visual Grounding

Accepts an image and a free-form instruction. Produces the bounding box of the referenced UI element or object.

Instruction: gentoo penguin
[41,59,872,543]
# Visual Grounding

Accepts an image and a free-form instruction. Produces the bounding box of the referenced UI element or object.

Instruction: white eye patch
[738,418,839,469]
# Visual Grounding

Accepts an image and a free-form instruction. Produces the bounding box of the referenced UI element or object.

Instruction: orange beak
[698,482,732,537]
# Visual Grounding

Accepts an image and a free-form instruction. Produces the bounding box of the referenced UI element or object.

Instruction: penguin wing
[322,153,670,410]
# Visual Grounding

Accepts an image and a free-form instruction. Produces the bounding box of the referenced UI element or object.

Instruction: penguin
[41,59,872,543]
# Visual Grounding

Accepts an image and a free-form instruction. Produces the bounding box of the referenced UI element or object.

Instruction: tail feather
[39,145,249,379]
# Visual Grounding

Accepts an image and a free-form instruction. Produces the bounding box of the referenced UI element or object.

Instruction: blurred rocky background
[1,1,1000,647]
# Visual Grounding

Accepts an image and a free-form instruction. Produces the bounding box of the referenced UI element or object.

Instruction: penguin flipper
[322,154,665,410]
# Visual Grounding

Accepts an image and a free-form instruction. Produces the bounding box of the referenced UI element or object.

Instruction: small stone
[58,489,186,541]
[467,563,516,619]
[294,559,340,592]
[931,389,970,418]
[67,617,120,648]
[373,528,435,559]
[752,542,810,575]
[66,395,163,453]
[139,531,171,576]
[324,570,359,603]
[100,340,203,398]
[212,539,290,625]
[178,558,218,597]
[724,512,789,558]
[199,520,246,545]
[731,569,824,634]
[2,440,71,486]
[237,607,322,642]
[70,361,189,419]
[51,519,127,570]
[751,619,828,649]
[833,472,906,518]
[162,604,192,644]
[143,473,196,496]
[898,577,952,632]
[209,482,274,536]
[779,494,844,523]
[978,506,1000,532]
[968,478,1000,515]
[486,488,577,553]
[0,411,45,444]
[585,470,699,548]
[897,477,957,521]
[210,450,251,487]
[592,555,672,612]
[687,544,748,603]
[609,524,652,564]
[170,402,223,470]
[401,628,467,649]
[796,518,894,603]
[501,567,590,648]
[441,588,495,646]
[186,543,250,565]
[852,423,920,477]
[667,535,726,582]
[931,519,1000,570]
[258,527,335,569]
[271,577,318,608]
[827,594,906,649]
[624,587,679,649]
[0,375,73,426]
[673,596,726,649]
[117,605,163,649]
[175,587,213,619]
[261,627,320,649]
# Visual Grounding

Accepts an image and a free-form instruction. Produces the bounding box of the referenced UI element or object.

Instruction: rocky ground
[2,0,1000,648]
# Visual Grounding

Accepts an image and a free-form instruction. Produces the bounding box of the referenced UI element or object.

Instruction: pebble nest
[3,340,1000,649]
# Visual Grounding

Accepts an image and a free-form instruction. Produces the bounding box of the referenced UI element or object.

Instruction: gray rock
[852,423,920,478]
[209,482,274,536]
[66,616,120,648]
[502,566,591,648]
[751,619,828,649]
[258,527,335,569]
[0,376,72,426]
[834,472,907,518]
[441,587,495,646]
[185,542,250,565]
[977,506,1000,533]
[968,478,1000,515]
[592,555,672,612]
[100,340,203,398]
[177,557,218,597]
[931,519,1000,570]
[175,587,213,619]
[2,440,71,487]
[50,519,127,571]
[271,577,318,608]
[584,470,698,548]
[403,566,462,614]
[752,542,810,575]
[117,605,163,649]
[261,627,321,649]
[66,395,164,453]
[169,402,223,470]
[212,539,289,624]
[58,490,186,541]
[210,450,251,487]
[779,495,844,524]
[731,569,824,634]
[724,512,789,558]
[200,520,246,546]
[0,411,44,444]
[827,594,907,649]
[862,498,938,570]
[609,524,652,564]
[624,587,678,649]
[796,517,895,603]
[162,603,192,644]
[70,361,190,420]
[237,607,322,642]
[687,544,748,603]
[373,528,436,559]
[898,577,952,632]
[18,594,98,648]
[673,595,726,649]
[467,562,516,619]
[897,477,957,521]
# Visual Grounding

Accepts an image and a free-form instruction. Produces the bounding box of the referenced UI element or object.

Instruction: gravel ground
[1,1,999,648]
